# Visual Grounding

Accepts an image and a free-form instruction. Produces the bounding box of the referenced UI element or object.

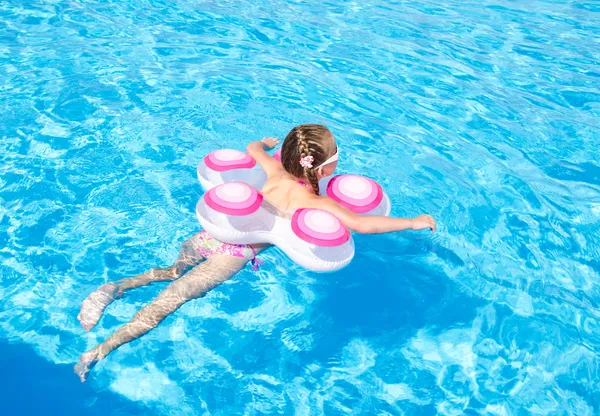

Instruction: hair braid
[305,168,320,195]
[297,134,320,195]
[280,124,335,195]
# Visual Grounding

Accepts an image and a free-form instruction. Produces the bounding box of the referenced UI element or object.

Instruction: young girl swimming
[75,124,436,382]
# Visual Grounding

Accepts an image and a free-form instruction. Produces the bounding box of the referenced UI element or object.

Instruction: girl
[251,124,436,234]
[75,124,435,382]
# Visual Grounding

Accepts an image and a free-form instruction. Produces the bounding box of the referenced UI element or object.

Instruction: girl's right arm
[304,194,436,234]
[246,138,282,177]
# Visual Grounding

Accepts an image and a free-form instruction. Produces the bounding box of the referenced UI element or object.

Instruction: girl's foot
[74,349,102,382]
[77,283,118,331]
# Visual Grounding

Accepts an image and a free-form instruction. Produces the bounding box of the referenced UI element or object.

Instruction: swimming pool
[1,0,599,414]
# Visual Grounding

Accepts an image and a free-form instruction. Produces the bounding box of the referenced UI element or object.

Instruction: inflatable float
[196,148,390,271]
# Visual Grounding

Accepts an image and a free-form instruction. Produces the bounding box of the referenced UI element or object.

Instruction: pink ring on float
[273,148,282,162]
[204,149,256,172]
[291,208,350,247]
[204,182,263,216]
[326,175,383,214]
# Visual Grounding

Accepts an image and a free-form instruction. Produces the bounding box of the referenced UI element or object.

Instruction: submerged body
[75,232,268,381]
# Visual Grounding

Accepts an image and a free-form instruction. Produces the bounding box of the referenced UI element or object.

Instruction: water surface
[1,0,599,414]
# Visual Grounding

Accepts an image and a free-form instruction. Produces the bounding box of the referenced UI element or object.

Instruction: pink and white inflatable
[196,149,391,271]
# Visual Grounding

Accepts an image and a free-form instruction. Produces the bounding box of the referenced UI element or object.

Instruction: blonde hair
[281,124,335,194]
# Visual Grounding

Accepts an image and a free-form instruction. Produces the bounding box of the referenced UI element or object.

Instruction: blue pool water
[1,0,599,414]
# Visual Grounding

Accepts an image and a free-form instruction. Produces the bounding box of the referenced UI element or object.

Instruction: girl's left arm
[246,138,283,176]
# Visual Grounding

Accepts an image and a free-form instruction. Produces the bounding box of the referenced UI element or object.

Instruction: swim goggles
[315,144,339,169]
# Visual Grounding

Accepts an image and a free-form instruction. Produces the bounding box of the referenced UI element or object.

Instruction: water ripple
[1,0,599,414]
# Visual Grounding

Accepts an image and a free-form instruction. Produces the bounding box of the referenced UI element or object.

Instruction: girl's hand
[261,137,280,150]
[410,215,437,232]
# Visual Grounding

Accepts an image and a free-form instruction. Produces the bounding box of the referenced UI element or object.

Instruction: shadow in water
[308,233,483,360]
[0,340,144,415]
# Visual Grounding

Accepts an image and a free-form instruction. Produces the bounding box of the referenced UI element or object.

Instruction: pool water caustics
[1,0,599,414]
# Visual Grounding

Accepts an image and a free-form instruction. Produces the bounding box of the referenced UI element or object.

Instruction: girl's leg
[74,254,248,382]
[77,234,205,331]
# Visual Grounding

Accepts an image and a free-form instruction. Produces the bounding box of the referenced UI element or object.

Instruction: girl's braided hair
[281,124,335,195]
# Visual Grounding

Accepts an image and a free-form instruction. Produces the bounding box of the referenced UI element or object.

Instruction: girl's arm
[246,138,283,177]
[304,194,436,234]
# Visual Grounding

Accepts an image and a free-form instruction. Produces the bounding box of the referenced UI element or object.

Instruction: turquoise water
[1,0,599,414]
